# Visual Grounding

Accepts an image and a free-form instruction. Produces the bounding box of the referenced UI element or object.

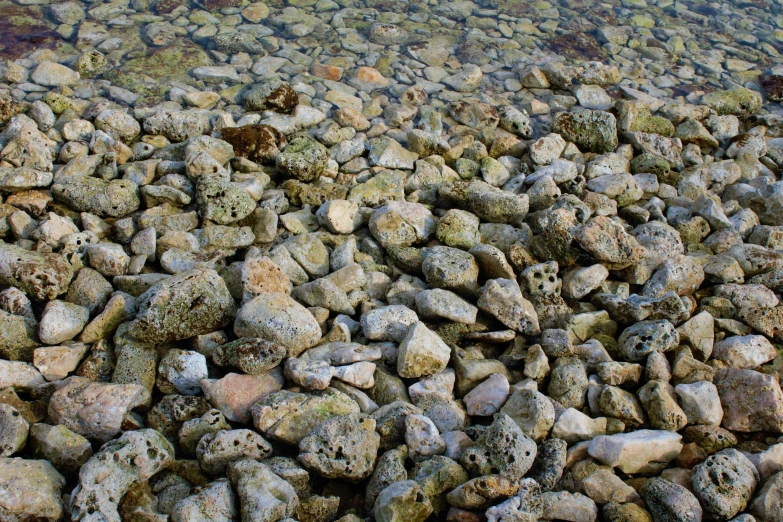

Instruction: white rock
[0,360,46,391]
[38,300,90,345]
[712,335,777,369]
[552,408,608,444]
[675,381,724,426]
[588,430,683,474]
[747,443,783,480]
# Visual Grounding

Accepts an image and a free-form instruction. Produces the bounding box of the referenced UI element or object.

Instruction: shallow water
[2,0,781,110]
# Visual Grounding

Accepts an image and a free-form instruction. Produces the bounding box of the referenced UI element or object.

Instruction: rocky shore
[1,0,783,521]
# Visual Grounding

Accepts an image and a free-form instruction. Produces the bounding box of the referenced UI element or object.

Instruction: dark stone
[221,124,287,163]
[762,75,783,103]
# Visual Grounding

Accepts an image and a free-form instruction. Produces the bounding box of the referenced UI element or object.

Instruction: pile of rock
[0,0,782,521]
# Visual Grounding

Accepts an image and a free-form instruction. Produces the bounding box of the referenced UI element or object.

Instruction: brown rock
[221,124,287,163]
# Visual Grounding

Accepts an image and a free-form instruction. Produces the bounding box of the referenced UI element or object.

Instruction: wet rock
[553,110,618,154]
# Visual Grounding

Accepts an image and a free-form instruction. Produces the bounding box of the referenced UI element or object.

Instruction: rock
[196,176,255,224]
[172,478,237,522]
[464,374,509,416]
[221,124,286,163]
[715,368,783,433]
[447,474,519,510]
[712,335,777,369]
[477,279,540,335]
[29,423,92,474]
[52,177,140,218]
[461,413,537,480]
[48,378,149,441]
[541,491,598,522]
[553,110,618,154]
[405,414,445,460]
[70,429,174,522]
[416,289,478,324]
[227,459,298,522]
[38,300,89,345]
[253,389,360,445]
[362,305,418,343]
[692,449,758,520]
[276,134,329,182]
[500,389,556,442]
[701,88,762,116]
[368,136,419,169]
[298,413,380,481]
[640,477,703,522]
[127,269,235,343]
[201,370,284,424]
[618,320,679,363]
[588,430,683,474]
[214,338,286,375]
[157,349,208,395]
[750,471,783,522]
[0,404,29,456]
[374,480,433,522]
[0,458,65,522]
[583,469,640,504]
[31,61,79,87]
[197,429,273,475]
[397,322,451,378]
[675,381,724,426]
[0,243,74,301]
[574,216,647,270]
[243,80,298,113]
[369,201,435,249]
[234,293,321,357]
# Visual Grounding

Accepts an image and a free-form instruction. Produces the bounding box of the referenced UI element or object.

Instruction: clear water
[1,0,780,108]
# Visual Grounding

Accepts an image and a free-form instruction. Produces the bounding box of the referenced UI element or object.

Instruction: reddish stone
[220,124,287,163]
[311,63,343,81]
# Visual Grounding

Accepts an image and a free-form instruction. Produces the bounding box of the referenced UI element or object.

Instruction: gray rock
[127,269,235,343]
[298,413,380,481]
[692,449,759,520]
[461,413,537,480]
[0,457,65,522]
[172,478,237,522]
[374,480,432,522]
[228,459,298,522]
[276,134,329,182]
[640,477,703,522]
[234,293,321,358]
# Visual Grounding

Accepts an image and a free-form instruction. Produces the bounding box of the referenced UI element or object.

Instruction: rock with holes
[197,429,273,475]
[617,320,679,363]
[196,176,255,225]
[692,448,758,520]
[298,413,380,481]
[126,269,235,343]
[0,243,74,302]
[70,429,174,522]
[374,480,432,522]
[51,177,140,218]
[461,413,537,480]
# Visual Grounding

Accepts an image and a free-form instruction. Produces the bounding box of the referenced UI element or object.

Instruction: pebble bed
[1,0,783,521]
